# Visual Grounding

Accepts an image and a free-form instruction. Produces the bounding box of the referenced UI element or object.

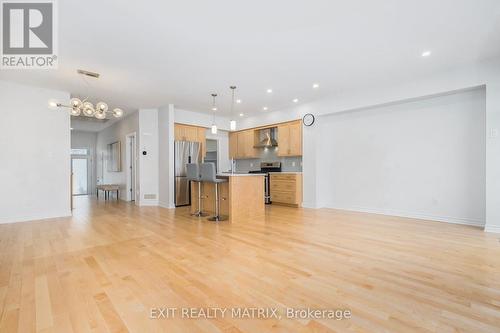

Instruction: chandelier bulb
[95,111,106,120]
[48,99,59,110]
[113,108,124,118]
[70,97,82,109]
[96,102,108,113]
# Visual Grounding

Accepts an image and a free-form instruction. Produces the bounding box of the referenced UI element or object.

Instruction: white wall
[95,108,160,205]
[96,112,139,200]
[237,59,500,231]
[483,59,500,233]
[138,109,159,206]
[71,131,97,194]
[158,105,175,208]
[0,80,71,223]
[318,88,486,225]
[174,108,232,131]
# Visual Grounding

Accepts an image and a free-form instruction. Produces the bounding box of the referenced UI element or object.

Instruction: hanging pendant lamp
[211,93,218,134]
[229,86,237,131]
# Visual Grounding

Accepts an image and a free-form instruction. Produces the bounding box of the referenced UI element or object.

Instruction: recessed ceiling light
[239,113,244,117]
[312,83,319,89]
[266,88,273,93]
[236,99,242,104]
[292,98,299,103]
[421,50,431,57]
[263,106,268,111]
[212,107,217,111]
[70,127,74,130]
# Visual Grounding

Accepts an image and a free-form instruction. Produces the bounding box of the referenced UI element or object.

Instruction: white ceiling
[1,0,499,122]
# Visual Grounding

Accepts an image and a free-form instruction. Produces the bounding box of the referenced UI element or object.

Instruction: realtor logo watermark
[1,0,58,69]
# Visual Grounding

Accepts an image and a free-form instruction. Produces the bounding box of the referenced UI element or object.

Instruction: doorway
[205,139,218,172]
[71,149,90,195]
[126,133,137,202]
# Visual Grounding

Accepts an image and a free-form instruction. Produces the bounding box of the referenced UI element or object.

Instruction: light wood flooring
[1,196,500,333]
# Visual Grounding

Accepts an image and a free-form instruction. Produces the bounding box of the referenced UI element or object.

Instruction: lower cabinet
[270,173,302,207]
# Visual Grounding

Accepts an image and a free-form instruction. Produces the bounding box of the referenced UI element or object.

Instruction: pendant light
[211,93,218,134]
[229,86,237,131]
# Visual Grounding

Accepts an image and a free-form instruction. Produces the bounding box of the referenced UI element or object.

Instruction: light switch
[489,128,499,138]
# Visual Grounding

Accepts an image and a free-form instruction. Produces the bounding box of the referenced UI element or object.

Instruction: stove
[248,162,281,204]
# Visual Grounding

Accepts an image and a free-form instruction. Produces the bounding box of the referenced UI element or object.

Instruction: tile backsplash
[234,147,302,172]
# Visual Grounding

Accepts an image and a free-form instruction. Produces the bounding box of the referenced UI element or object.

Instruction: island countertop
[268,171,302,174]
[217,173,266,177]
[191,173,265,221]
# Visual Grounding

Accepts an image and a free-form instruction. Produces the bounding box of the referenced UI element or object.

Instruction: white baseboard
[324,204,485,227]
[301,201,317,209]
[0,211,72,224]
[484,225,500,234]
[302,201,326,209]
[158,201,175,209]
[139,200,159,207]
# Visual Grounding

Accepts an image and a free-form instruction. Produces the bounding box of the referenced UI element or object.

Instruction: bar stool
[200,163,228,222]
[187,163,208,217]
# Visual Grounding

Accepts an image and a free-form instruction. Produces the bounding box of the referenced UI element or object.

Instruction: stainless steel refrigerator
[174,141,201,206]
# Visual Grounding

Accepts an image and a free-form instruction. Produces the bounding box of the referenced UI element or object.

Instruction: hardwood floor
[1,197,499,333]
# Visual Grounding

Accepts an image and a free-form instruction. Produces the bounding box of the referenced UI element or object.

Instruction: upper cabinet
[229,120,302,159]
[277,120,302,157]
[174,123,206,157]
[229,129,257,159]
[175,124,198,142]
[229,132,238,159]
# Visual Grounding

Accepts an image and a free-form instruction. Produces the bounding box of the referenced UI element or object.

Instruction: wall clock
[302,113,315,126]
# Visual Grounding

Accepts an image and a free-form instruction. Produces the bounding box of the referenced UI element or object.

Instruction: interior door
[129,136,136,201]
[71,157,88,195]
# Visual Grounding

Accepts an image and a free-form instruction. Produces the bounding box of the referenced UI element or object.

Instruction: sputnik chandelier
[48,69,123,120]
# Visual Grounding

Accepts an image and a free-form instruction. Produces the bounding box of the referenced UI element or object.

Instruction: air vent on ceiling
[77,69,100,78]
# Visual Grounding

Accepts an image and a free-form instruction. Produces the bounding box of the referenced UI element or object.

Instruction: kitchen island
[190,173,265,221]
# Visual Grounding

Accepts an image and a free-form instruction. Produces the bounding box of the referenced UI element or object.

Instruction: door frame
[71,155,90,196]
[205,138,219,172]
[126,132,137,202]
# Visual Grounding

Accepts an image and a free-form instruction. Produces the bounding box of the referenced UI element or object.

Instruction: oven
[248,162,281,204]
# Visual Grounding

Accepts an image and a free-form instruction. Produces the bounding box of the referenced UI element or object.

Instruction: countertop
[268,171,303,174]
[217,172,266,177]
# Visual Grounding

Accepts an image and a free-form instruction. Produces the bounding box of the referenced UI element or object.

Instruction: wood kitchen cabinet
[229,132,238,159]
[197,127,206,158]
[175,124,197,142]
[277,120,302,157]
[229,129,257,159]
[229,119,302,159]
[174,123,206,157]
[270,173,302,207]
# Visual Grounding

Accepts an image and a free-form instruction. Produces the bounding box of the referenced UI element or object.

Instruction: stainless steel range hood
[254,128,278,148]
